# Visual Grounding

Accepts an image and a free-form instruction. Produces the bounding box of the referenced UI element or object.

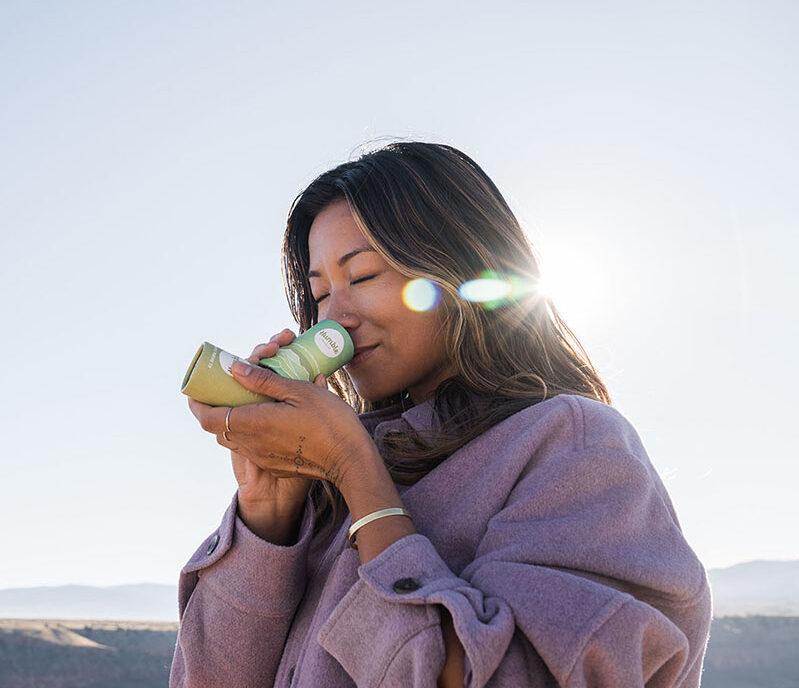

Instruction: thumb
[314,373,329,389]
[231,360,291,397]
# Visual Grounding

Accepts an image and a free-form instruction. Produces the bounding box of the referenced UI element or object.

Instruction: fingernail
[232,360,253,376]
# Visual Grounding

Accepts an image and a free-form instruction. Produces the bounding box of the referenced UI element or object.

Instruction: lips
[347,344,378,367]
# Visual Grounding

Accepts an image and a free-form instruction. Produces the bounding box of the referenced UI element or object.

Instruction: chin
[351,380,403,406]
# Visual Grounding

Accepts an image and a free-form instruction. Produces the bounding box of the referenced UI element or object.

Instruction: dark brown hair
[281,141,611,542]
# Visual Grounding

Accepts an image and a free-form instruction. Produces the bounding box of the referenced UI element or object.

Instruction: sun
[534,236,618,331]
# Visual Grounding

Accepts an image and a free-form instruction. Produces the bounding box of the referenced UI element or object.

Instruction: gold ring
[223,430,231,442]
[225,407,233,434]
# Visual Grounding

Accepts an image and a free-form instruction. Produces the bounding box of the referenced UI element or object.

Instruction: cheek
[404,311,448,349]
[365,287,407,319]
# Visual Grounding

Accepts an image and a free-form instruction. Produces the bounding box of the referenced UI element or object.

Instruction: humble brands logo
[315,328,344,358]
[318,329,340,354]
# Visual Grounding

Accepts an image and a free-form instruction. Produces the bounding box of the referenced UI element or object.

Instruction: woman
[170,142,712,687]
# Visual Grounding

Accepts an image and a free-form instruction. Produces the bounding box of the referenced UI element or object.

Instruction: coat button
[288,665,295,683]
[206,533,220,555]
[392,577,422,593]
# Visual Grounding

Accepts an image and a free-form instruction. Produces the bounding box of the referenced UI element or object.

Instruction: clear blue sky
[1,1,796,588]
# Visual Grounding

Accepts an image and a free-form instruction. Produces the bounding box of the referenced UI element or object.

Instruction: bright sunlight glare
[535,238,618,330]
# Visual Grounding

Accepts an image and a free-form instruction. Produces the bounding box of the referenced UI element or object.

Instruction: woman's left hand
[188,360,374,490]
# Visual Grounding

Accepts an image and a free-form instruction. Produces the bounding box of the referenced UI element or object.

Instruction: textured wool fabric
[169,393,712,687]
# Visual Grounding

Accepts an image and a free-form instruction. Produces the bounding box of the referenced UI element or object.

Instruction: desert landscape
[0,619,177,688]
[2,616,799,687]
[1,561,798,687]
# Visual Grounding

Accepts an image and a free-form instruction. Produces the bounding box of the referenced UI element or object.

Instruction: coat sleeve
[169,491,316,688]
[316,446,712,688]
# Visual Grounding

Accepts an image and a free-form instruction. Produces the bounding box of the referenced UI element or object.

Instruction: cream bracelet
[347,507,412,550]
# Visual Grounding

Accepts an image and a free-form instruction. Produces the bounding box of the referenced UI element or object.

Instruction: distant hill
[0,619,177,688]
[1,560,797,621]
[1,616,797,687]
[707,560,799,616]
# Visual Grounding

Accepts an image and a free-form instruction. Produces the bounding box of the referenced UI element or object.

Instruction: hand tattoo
[267,435,344,486]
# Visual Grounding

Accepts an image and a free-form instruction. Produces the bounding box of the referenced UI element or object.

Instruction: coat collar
[358,386,496,454]
[358,396,442,438]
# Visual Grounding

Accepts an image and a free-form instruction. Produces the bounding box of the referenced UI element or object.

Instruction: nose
[319,295,360,329]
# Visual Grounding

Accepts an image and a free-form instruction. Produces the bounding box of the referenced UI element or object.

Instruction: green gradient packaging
[180,320,353,407]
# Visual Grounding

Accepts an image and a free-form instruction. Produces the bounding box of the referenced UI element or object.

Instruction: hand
[228,330,311,511]
[188,329,375,492]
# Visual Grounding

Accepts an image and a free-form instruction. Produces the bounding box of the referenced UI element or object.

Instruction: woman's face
[307,200,456,406]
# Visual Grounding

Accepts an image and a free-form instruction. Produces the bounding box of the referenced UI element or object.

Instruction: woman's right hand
[231,328,321,543]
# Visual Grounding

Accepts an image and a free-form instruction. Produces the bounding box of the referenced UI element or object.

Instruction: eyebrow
[307,247,377,278]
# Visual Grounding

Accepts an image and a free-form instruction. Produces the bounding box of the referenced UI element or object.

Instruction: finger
[231,360,299,403]
[216,432,240,452]
[314,373,328,389]
[248,341,277,363]
[248,329,296,364]
[273,328,296,345]
[188,396,214,424]
[189,401,236,435]
[264,329,295,350]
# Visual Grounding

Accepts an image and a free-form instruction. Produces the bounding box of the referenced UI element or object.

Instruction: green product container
[180,319,353,407]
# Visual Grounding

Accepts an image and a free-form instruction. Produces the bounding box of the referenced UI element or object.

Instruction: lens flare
[459,270,539,310]
[402,278,441,312]
[460,275,511,302]
[401,272,540,312]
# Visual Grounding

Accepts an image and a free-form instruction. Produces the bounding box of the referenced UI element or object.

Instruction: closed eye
[313,275,377,304]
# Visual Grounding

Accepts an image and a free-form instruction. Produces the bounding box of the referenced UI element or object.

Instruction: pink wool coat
[169,393,712,687]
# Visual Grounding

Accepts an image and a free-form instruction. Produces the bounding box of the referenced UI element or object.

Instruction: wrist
[331,429,381,491]
[338,445,408,524]
[337,443,393,507]
[339,453,417,564]
[237,496,306,545]
[237,492,307,517]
